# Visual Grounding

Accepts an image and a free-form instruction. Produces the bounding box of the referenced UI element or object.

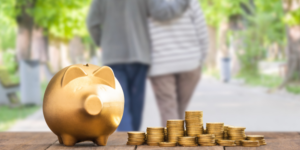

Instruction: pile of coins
[127,132,146,145]
[197,134,216,146]
[217,139,236,146]
[159,142,177,147]
[178,137,198,147]
[185,111,203,136]
[146,127,165,146]
[127,110,267,148]
[246,135,267,145]
[227,126,246,146]
[223,125,229,139]
[164,127,167,141]
[241,140,260,147]
[206,122,224,140]
[166,120,185,143]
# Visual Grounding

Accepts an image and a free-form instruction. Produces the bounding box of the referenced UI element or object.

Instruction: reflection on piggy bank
[43,64,124,146]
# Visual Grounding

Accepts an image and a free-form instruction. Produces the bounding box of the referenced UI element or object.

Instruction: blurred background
[0,0,300,132]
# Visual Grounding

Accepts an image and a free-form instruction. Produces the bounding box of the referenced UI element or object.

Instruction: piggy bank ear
[93,66,115,89]
[62,66,87,87]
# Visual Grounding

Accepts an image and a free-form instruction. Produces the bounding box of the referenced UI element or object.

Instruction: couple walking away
[87,0,209,131]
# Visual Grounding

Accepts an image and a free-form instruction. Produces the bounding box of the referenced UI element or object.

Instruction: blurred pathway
[8,76,300,132]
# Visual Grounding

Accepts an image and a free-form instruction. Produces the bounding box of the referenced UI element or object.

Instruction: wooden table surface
[0,132,299,150]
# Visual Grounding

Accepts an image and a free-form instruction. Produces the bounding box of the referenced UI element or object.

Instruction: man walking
[87,0,190,131]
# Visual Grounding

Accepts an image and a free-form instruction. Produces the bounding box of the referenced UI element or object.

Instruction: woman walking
[149,0,209,126]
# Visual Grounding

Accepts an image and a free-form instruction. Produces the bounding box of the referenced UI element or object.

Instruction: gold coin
[128,138,145,141]
[198,139,215,143]
[197,134,215,137]
[247,135,264,138]
[128,131,145,134]
[128,135,145,138]
[159,142,177,147]
[207,122,224,125]
[217,139,235,143]
[228,126,246,130]
[147,142,160,145]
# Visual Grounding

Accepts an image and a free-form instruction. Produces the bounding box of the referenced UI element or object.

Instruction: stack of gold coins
[178,137,198,147]
[197,134,216,146]
[159,142,177,147]
[185,111,203,137]
[206,122,224,140]
[164,127,168,141]
[246,135,267,145]
[127,132,146,145]
[216,139,236,146]
[241,140,260,147]
[147,127,165,146]
[227,126,246,146]
[166,120,185,143]
[223,125,229,139]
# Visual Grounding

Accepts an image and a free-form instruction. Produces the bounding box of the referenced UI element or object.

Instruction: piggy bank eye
[61,66,87,87]
[93,66,115,89]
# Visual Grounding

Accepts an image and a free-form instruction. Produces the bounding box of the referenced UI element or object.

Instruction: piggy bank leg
[61,134,77,146]
[58,136,63,144]
[94,136,108,146]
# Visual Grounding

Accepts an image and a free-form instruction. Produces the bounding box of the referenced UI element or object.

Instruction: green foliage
[31,0,92,40]
[0,0,17,50]
[286,85,300,94]
[200,0,248,27]
[237,72,282,88]
[253,0,286,46]
[0,0,92,43]
[1,50,18,74]
[236,72,300,94]
[283,8,300,26]
[0,105,40,131]
[235,0,286,75]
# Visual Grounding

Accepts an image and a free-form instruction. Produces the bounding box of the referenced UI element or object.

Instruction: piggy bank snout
[84,95,102,116]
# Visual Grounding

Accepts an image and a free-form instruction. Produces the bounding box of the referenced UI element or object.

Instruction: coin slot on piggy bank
[43,64,124,146]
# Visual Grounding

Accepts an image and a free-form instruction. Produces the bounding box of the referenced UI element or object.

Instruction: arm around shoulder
[147,0,190,22]
[87,0,103,46]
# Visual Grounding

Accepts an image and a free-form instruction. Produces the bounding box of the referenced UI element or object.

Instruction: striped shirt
[148,0,209,77]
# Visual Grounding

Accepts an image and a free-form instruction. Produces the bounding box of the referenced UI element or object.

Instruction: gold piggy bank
[43,64,124,146]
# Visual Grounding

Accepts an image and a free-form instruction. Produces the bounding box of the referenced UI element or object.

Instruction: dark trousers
[109,63,149,131]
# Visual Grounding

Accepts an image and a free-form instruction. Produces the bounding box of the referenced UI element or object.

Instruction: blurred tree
[237,0,286,75]
[0,0,18,73]
[30,0,91,70]
[15,0,35,61]
[31,0,90,40]
[279,0,300,89]
[1,0,91,61]
[200,0,247,70]
[0,0,92,105]
[0,0,17,51]
[200,0,286,76]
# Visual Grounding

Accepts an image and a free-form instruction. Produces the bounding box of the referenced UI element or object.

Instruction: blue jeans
[109,63,149,131]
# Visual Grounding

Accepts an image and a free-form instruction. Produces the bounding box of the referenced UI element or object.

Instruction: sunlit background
[0,0,300,132]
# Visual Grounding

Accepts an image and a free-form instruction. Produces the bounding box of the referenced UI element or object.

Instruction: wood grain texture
[137,145,224,150]
[0,132,57,150]
[226,132,300,150]
[0,132,299,150]
[47,132,135,150]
